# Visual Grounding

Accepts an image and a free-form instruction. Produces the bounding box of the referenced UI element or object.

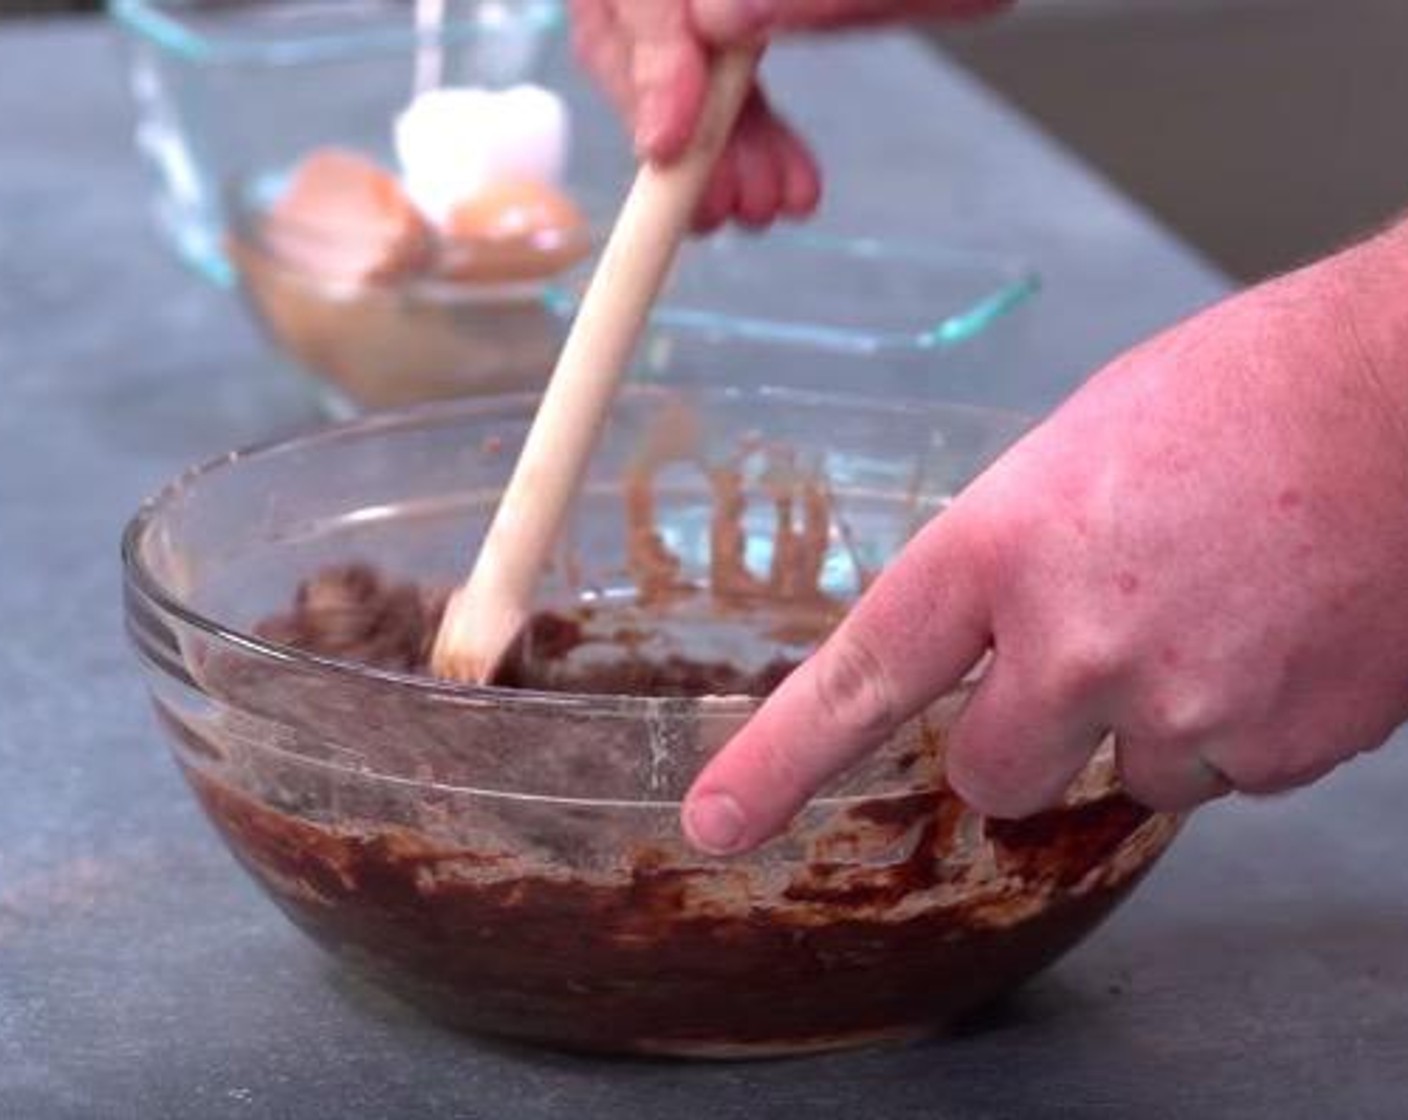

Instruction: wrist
[1316,219,1408,452]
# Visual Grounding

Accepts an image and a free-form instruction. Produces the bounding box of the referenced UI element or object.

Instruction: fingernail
[683,792,747,854]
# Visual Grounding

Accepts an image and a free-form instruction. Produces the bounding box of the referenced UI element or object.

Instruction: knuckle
[1131,685,1223,746]
[1037,632,1123,705]
[812,629,896,742]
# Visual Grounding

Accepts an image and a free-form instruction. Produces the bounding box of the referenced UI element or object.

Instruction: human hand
[682,227,1408,854]
[569,1,1011,230]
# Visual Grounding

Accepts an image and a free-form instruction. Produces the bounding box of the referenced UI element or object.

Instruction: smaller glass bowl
[123,386,1181,1058]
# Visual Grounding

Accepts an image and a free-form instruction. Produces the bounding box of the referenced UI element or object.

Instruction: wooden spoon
[430,48,760,684]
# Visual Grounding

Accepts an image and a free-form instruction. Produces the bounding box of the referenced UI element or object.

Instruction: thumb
[681,511,993,854]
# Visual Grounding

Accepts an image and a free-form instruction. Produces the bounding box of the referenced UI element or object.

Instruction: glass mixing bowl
[123,387,1182,1057]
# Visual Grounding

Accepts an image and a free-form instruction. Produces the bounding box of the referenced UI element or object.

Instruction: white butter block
[394,84,569,225]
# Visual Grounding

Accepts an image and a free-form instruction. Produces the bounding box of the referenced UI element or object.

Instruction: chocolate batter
[180,762,1170,1056]
[166,434,1181,1057]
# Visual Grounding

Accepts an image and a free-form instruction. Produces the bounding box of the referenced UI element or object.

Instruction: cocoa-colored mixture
[252,424,847,698]
[168,429,1180,1056]
[250,558,841,699]
[181,763,1164,1055]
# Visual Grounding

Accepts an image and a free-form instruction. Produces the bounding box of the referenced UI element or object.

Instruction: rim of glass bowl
[123,387,1028,806]
[111,0,565,67]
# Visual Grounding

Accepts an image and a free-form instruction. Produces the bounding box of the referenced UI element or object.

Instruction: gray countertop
[4,16,1404,1120]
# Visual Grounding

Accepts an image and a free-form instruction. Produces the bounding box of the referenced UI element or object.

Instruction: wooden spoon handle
[431,48,759,683]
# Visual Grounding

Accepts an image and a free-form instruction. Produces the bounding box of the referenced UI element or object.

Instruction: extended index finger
[681,510,994,854]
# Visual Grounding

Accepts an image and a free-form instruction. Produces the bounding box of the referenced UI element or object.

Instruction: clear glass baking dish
[547,228,1039,400]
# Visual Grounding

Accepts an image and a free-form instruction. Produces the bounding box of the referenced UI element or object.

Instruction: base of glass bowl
[531,1026,933,1061]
